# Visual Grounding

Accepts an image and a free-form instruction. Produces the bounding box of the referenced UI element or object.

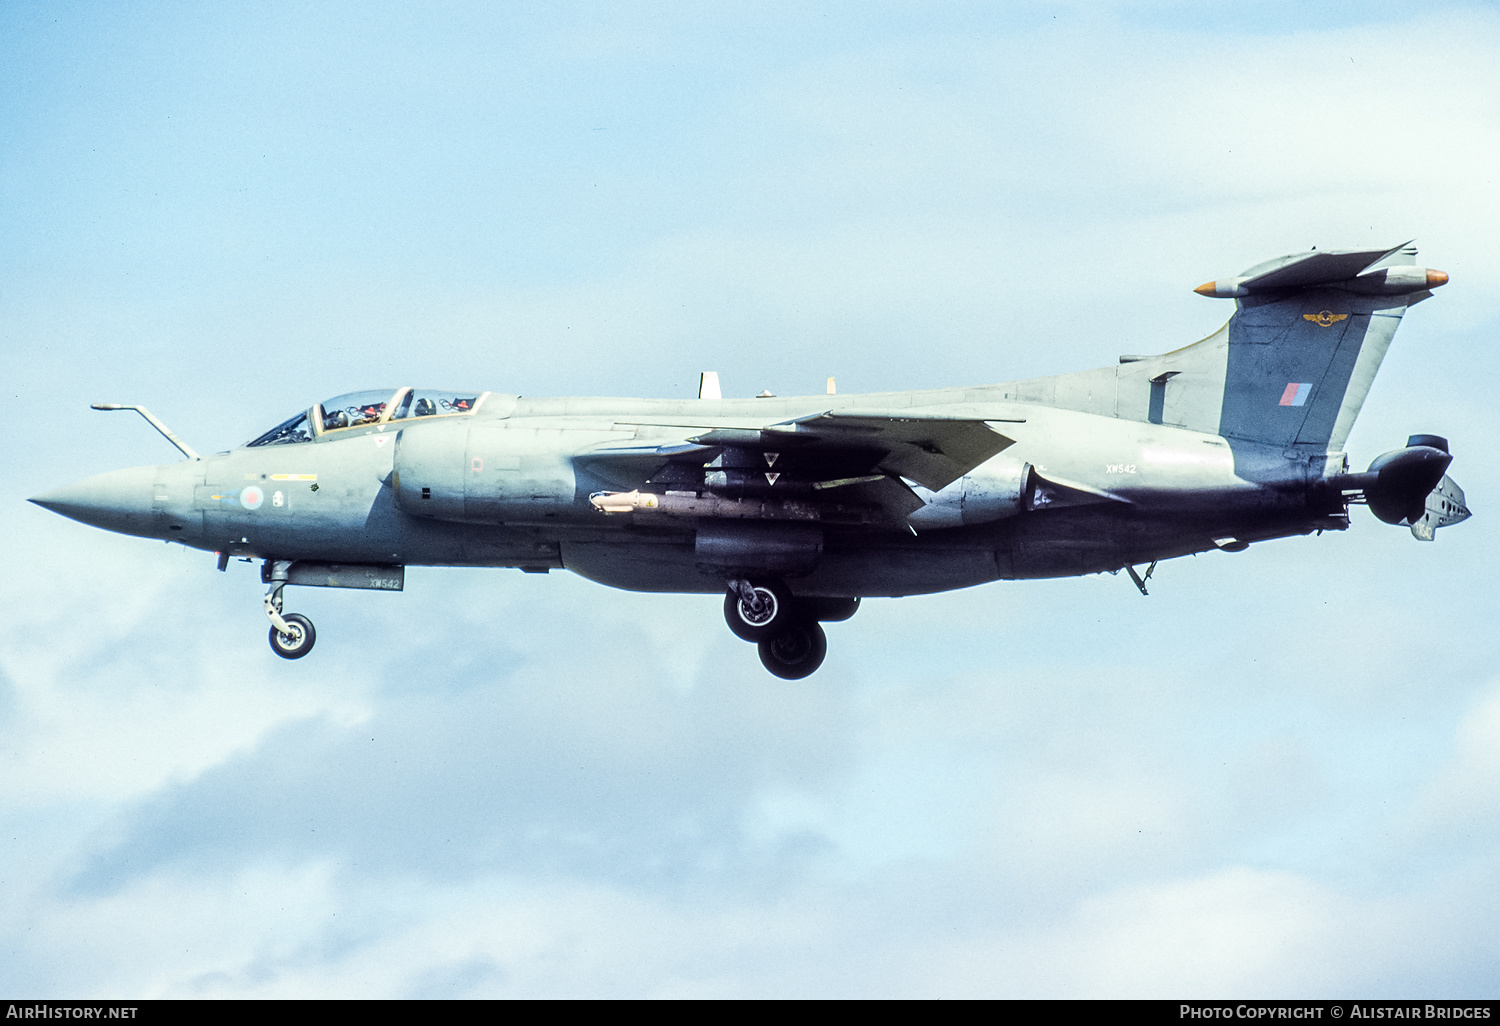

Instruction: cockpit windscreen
[247,411,314,447]
[245,387,483,447]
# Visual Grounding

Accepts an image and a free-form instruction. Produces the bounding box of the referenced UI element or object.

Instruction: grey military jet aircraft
[31,243,1470,678]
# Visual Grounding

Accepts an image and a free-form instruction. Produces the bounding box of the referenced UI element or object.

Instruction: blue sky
[3,1,1500,997]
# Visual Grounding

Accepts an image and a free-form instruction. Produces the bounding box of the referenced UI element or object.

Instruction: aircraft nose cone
[30,465,159,535]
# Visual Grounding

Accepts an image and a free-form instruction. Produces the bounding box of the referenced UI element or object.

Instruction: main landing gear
[757,619,827,680]
[724,579,794,641]
[265,582,316,659]
[724,579,857,679]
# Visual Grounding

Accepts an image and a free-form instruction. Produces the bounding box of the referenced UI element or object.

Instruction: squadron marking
[1303,310,1348,327]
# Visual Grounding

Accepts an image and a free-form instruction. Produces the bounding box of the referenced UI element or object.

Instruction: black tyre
[269,613,316,659]
[757,620,827,679]
[724,579,793,642]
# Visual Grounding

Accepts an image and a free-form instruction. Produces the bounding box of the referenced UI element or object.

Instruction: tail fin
[1114,244,1448,450]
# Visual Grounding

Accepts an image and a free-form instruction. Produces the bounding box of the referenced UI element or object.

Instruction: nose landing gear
[265,582,316,659]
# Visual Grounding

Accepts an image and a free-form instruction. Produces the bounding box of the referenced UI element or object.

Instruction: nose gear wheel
[269,613,316,659]
[264,582,316,659]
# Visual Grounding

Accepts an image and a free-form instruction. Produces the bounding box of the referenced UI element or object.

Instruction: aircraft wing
[710,411,1018,492]
[573,441,713,487]
[580,412,1016,523]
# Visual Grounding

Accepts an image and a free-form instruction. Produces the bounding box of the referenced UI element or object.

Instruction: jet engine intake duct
[695,521,824,577]
[394,420,579,523]
[393,420,468,520]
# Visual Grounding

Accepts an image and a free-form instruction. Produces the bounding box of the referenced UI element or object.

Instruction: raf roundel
[240,485,265,510]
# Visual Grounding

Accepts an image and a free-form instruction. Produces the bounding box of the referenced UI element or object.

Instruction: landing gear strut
[265,582,316,659]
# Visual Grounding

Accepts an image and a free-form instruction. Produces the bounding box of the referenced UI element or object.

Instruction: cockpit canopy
[246,388,487,447]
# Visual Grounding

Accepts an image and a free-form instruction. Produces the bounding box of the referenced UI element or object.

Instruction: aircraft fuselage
[39,387,1342,597]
